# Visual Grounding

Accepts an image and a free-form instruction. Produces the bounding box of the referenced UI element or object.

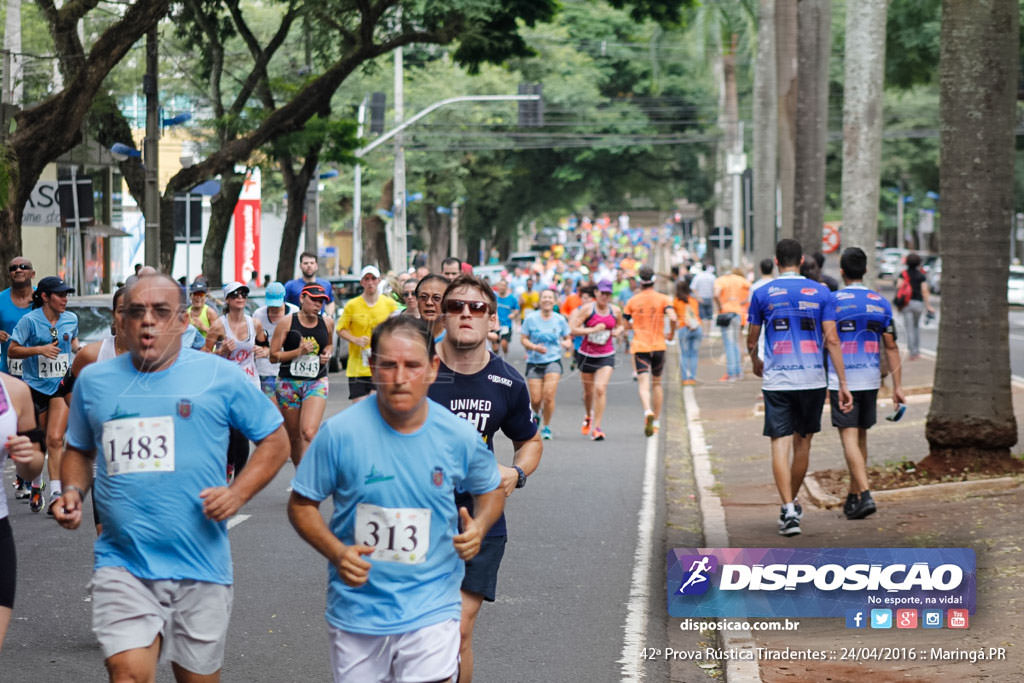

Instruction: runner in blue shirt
[491,279,519,358]
[9,276,79,512]
[427,274,541,683]
[54,273,289,682]
[829,247,906,520]
[747,239,852,536]
[284,252,335,315]
[520,289,572,439]
[289,315,503,682]
[0,256,36,500]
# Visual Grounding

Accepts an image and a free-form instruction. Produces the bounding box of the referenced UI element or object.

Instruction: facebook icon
[845,610,866,629]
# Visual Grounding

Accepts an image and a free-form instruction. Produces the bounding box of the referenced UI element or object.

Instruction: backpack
[893,271,912,310]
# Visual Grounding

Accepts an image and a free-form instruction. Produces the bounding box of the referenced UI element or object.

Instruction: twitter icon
[870,609,892,629]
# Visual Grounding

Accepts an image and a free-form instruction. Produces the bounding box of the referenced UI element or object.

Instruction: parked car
[66,293,115,344]
[326,275,364,372]
[473,265,507,284]
[877,248,909,279]
[507,252,538,270]
[1008,266,1024,306]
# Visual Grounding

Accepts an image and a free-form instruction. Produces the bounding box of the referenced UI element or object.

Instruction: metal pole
[393,46,406,272]
[896,184,904,249]
[731,121,743,268]
[450,203,459,260]
[352,97,366,273]
[185,195,191,284]
[144,27,160,269]
[305,175,318,256]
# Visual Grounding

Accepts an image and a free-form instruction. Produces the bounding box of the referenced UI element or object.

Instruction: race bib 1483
[101,416,175,475]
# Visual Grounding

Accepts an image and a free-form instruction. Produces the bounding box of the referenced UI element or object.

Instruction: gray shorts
[524,360,563,380]
[90,566,233,675]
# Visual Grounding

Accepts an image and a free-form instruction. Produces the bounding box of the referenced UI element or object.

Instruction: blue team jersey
[494,293,519,330]
[11,308,78,394]
[0,288,32,373]
[521,310,570,364]
[747,273,834,391]
[291,398,500,635]
[827,285,894,391]
[428,353,536,537]
[66,349,283,584]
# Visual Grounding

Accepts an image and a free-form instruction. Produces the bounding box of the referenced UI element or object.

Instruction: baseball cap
[265,282,285,306]
[189,279,208,293]
[36,276,74,295]
[360,265,381,279]
[223,281,248,298]
[597,279,614,293]
[637,266,655,284]
[302,283,329,300]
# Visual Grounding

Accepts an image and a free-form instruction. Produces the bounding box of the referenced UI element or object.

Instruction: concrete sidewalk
[673,334,1023,682]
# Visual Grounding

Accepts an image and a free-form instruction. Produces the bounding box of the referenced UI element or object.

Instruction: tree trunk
[793,0,831,256]
[276,152,319,283]
[775,0,797,240]
[926,0,1019,461]
[753,0,778,260]
[424,203,450,272]
[362,178,393,273]
[196,170,245,287]
[841,0,887,284]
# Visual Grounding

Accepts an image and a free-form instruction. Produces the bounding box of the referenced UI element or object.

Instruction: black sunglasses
[444,299,489,316]
[9,264,32,272]
[228,291,249,299]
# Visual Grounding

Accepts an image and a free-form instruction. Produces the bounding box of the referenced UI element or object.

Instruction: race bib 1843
[101,416,175,475]
[39,353,69,379]
[354,503,430,564]
[290,355,320,378]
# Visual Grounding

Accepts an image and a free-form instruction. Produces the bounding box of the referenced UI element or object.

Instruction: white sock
[783,502,797,517]
[49,480,62,495]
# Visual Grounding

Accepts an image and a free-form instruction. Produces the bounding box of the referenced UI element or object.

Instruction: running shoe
[777,501,804,529]
[843,493,858,518]
[531,412,541,428]
[846,491,876,520]
[29,486,44,513]
[226,463,235,483]
[644,412,656,437]
[14,476,30,500]
[591,428,606,441]
[778,509,801,536]
[541,426,552,440]
[581,415,591,436]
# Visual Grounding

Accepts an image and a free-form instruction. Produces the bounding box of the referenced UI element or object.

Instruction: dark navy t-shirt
[428,353,537,537]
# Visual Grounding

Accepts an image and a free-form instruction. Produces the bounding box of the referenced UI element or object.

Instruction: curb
[803,474,1023,510]
[682,385,763,683]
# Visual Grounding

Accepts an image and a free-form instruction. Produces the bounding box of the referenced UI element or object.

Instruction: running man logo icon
[676,555,718,596]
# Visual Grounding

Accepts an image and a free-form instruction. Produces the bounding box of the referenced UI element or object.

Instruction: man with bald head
[55,273,290,682]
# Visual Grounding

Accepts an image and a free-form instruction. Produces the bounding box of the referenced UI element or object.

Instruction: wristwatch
[513,465,527,489]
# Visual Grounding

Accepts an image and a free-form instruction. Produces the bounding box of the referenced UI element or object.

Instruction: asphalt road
[2,340,695,682]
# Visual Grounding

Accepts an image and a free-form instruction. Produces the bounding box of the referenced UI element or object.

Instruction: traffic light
[518,82,543,127]
[369,92,386,135]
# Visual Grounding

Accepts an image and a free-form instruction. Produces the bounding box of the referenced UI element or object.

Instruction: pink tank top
[579,304,617,357]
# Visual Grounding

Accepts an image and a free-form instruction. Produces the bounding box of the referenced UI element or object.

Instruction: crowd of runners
[0,234,908,681]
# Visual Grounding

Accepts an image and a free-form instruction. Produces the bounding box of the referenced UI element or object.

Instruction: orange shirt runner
[624,288,674,353]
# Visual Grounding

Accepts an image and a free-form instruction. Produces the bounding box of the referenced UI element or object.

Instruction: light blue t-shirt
[66,349,283,584]
[291,397,501,636]
[180,324,207,350]
[827,285,894,392]
[11,307,78,394]
[520,310,570,365]
[747,273,835,391]
[0,288,32,373]
[494,293,519,331]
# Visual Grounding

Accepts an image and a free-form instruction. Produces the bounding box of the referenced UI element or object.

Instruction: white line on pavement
[227,514,251,530]
[682,385,762,683]
[617,429,659,682]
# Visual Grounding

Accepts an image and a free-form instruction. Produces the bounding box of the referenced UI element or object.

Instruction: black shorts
[0,517,15,608]
[525,360,563,380]
[347,376,373,400]
[498,327,513,343]
[634,351,666,377]
[577,353,615,374]
[762,388,827,438]
[461,534,507,602]
[30,387,58,415]
[830,389,878,430]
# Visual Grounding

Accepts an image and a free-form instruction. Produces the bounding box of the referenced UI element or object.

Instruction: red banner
[233,168,261,283]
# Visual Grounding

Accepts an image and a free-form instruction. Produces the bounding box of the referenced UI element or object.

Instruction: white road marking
[617,429,659,682]
[681,385,762,683]
[227,514,251,530]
